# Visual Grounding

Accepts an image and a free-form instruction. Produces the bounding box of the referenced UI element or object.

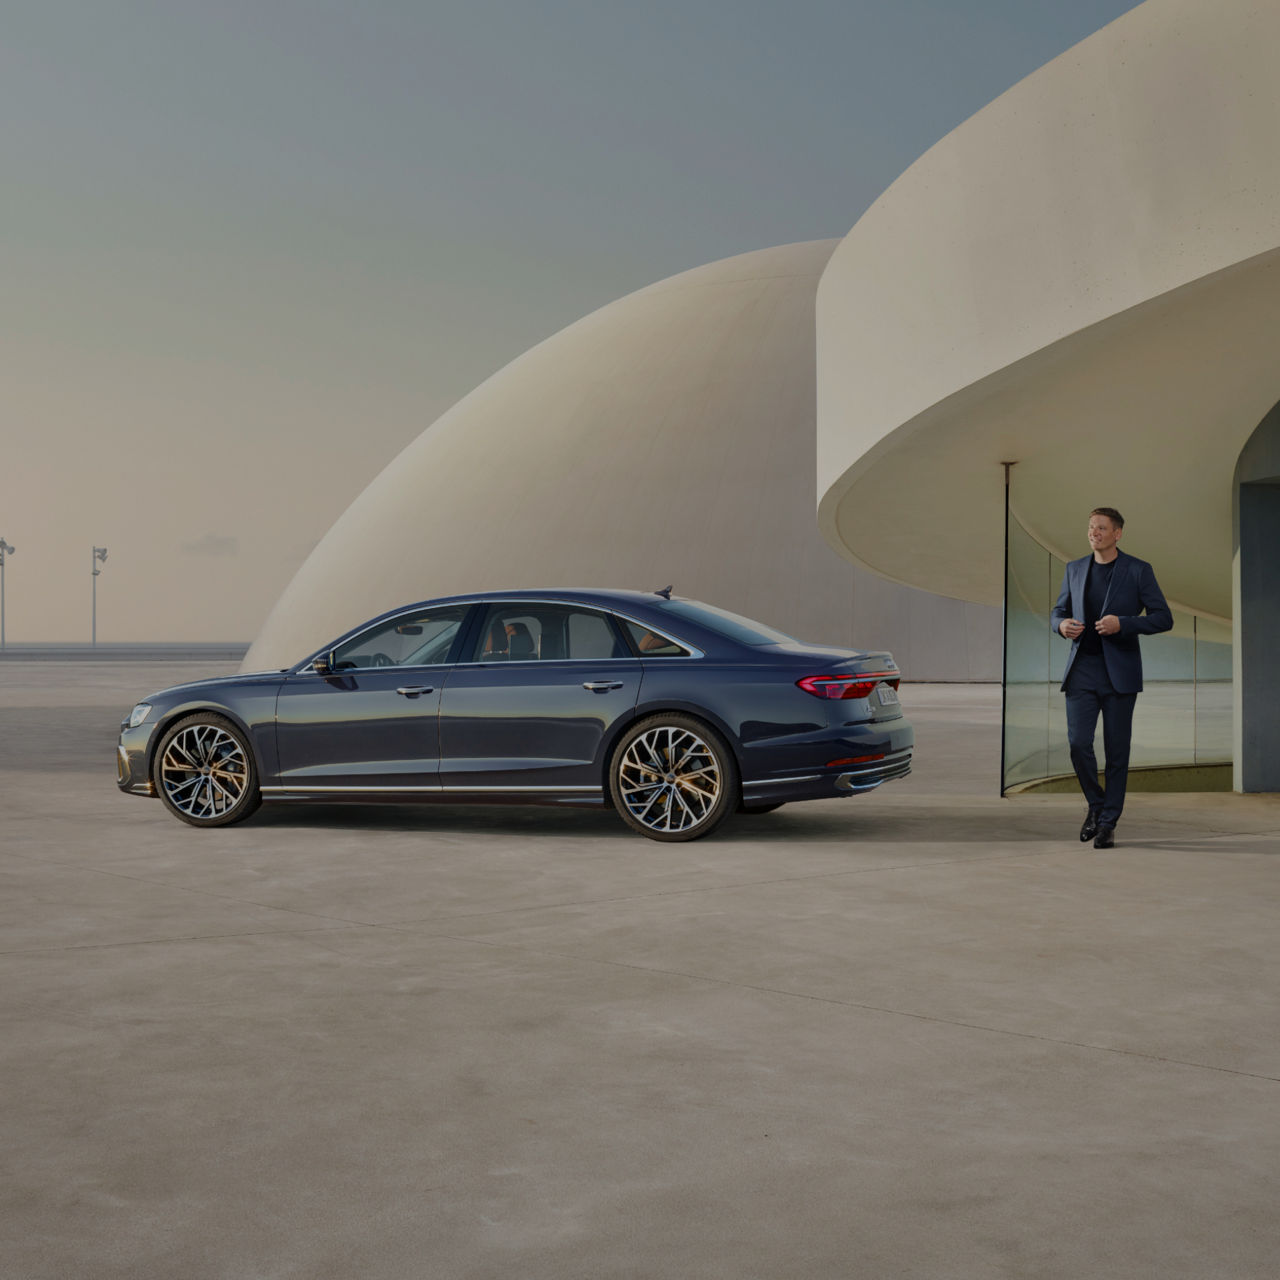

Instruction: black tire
[609,713,738,842]
[152,712,262,828]
[738,801,785,815]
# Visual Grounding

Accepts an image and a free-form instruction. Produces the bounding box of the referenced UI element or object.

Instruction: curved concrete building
[817,0,1280,621]
[245,240,999,677]
[815,0,1280,790]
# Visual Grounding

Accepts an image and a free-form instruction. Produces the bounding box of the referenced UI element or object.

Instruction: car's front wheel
[610,714,738,842]
[153,713,262,828]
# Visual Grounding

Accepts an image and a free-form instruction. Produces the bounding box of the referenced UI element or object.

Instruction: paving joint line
[405,928,1280,1086]
[0,923,370,956]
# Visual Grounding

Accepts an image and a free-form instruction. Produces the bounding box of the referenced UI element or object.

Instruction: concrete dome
[245,240,999,675]
[817,0,1280,620]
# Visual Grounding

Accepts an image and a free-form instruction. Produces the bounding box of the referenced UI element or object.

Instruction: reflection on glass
[333,605,469,670]
[1130,610,1195,768]
[1194,616,1232,764]
[1003,511,1055,787]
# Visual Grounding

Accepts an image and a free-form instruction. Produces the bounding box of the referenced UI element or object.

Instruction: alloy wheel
[614,719,733,840]
[154,715,260,826]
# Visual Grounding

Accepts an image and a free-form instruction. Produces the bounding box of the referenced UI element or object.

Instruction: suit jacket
[1050,549,1172,693]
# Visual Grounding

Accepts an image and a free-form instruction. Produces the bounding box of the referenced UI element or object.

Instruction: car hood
[143,672,285,703]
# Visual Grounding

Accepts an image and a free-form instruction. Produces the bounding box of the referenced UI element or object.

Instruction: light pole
[92,546,108,646]
[0,538,13,651]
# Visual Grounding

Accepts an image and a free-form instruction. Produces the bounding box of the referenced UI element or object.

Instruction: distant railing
[0,643,250,663]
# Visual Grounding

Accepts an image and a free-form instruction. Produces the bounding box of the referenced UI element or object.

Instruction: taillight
[797,673,900,700]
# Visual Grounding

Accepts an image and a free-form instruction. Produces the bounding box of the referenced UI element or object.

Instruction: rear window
[652,599,795,646]
[620,619,691,658]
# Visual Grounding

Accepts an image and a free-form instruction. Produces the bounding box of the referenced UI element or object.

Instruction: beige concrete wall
[817,0,1280,616]
[244,241,1000,678]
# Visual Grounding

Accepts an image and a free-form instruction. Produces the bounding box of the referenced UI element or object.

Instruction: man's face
[1088,514,1121,555]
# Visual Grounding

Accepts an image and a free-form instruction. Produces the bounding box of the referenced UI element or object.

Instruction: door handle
[395,686,434,697]
[582,680,625,692]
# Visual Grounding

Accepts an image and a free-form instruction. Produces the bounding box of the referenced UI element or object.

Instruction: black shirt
[1079,557,1117,655]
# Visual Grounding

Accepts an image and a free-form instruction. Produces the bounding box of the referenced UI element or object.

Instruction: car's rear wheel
[153,713,262,828]
[610,714,738,842]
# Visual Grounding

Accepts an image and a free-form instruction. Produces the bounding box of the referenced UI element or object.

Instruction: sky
[1,0,1142,642]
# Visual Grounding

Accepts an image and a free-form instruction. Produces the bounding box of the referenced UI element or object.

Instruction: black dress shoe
[1080,811,1101,842]
[1093,825,1115,849]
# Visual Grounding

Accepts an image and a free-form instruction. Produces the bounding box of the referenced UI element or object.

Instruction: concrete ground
[2,662,1278,1280]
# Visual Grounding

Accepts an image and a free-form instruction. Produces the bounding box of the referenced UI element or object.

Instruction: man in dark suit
[1050,508,1172,848]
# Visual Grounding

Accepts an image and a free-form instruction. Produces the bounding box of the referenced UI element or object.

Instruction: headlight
[127,703,152,728]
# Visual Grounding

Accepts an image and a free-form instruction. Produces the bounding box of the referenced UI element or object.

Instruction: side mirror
[312,653,333,676]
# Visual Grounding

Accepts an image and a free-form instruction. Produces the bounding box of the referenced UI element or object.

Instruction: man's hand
[1059,618,1084,639]
[1095,614,1121,636]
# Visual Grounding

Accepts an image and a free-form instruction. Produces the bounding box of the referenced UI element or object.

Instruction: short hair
[1090,507,1124,529]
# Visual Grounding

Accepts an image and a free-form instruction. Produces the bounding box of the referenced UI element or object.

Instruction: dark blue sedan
[117,589,913,842]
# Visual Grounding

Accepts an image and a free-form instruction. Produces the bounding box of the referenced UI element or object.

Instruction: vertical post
[1192,614,1198,765]
[0,538,12,651]
[91,546,108,646]
[999,462,1017,796]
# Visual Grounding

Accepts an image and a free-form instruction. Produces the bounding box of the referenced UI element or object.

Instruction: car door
[437,601,642,793]
[272,603,470,792]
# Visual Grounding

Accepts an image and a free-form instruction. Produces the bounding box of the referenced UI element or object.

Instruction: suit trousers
[1064,650,1137,828]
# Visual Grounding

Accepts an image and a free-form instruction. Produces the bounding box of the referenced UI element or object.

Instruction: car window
[332,605,468,670]
[568,610,622,659]
[467,603,629,661]
[621,619,691,657]
[652,598,795,645]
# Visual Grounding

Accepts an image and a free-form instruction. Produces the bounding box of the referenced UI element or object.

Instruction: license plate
[877,685,899,706]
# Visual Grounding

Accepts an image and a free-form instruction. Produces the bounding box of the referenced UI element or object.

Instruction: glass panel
[1003,507,1233,788]
[468,604,629,661]
[333,605,468,670]
[621,619,690,657]
[1003,509,1056,789]
[652,598,795,646]
[1045,549,1074,781]
[1129,610,1195,769]
[566,610,624,660]
[472,607,543,661]
[1194,615,1233,764]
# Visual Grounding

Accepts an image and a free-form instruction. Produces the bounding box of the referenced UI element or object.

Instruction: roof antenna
[654,584,673,599]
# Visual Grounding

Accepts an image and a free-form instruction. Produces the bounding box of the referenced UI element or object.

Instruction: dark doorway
[1234,402,1280,792]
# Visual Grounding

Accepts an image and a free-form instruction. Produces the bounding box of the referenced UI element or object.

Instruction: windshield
[653,598,795,646]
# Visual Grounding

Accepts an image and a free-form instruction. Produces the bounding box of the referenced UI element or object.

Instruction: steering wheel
[370,652,395,667]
